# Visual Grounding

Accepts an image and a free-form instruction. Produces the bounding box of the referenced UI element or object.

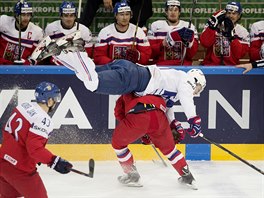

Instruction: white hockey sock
[53,51,99,91]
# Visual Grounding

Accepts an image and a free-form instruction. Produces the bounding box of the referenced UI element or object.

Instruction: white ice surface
[39,160,264,198]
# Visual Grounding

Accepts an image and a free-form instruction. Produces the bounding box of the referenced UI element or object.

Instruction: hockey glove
[260,43,264,59]
[141,134,152,145]
[50,156,73,174]
[170,119,186,144]
[177,27,194,47]
[125,48,140,63]
[187,116,202,138]
[222,17,235,39]
[207,10,226,30]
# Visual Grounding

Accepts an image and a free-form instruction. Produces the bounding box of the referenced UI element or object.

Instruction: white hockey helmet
[187,69,206,94]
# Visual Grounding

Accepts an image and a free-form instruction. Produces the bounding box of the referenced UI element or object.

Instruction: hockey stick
[76,0,82,30]
[151,144,168,167]
[131,0,144,49]
[70,158,95,178]
[181,0,197,65]
[199,133,264,175]
[15,0,24,64]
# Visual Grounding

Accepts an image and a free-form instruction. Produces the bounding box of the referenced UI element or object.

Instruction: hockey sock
[165,147,187,176]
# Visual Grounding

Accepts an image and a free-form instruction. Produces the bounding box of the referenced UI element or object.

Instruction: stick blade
[89,159,95,178]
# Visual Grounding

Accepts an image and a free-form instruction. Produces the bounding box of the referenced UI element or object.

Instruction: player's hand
[222,17,235,39]
[207,10,226,30]
[187,115,202,138]
[170,119,186,144]
[50,156,73,174]
[125,48,140,63]
[141,134,152,145]
[103,0,113,10]
[177,27,194,48]
[236,63,253,74]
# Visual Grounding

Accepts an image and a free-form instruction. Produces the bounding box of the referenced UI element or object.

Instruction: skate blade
[179,181,198,190]
[124,182,143,187]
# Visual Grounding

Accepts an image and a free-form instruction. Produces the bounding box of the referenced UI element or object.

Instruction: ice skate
[118,168,143,187]
[178,167,198,190]
[30,30,84,61]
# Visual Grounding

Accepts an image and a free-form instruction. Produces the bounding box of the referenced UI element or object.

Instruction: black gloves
[207,10,226,30]
[50,156,73,174]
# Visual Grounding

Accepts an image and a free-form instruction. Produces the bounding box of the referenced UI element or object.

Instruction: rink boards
[0,66,264,161]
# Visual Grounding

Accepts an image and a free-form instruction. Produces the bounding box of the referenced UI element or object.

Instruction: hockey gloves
[207,10,226,30]
[50,156,73,174]
[141,134,152,145]
[170,119,186,144]
[165,27,194,48]
[125,48,140,63]
[187,115,202,138]
[222,17,235,40]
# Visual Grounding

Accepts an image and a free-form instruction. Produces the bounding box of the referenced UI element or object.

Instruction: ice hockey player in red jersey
[0,81,73,198]
[0,0,44,65]
[200,1,249,65]
[112,93,198,189]
[93,1,151,65]
[148,0,198,66]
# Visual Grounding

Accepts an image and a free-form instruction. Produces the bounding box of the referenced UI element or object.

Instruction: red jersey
[0,102,55,173]
[0,15,43,64]
[200,12,249,66]
[114,93,166,121]
[148,20,198,66]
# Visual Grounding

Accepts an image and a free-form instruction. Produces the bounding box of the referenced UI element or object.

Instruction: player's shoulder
[150,20,168,31]
[250,21,264,33]
[0,15,14,26]
[98,23,115,37]
[28,22,44,35]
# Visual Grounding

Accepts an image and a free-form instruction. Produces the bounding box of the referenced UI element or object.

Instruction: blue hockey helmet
[35,81,61,104]
[225,2,242,14]
[113,1,131,15]
[165,0,181,11]
[14,0,33,16]
[59,1,77,16]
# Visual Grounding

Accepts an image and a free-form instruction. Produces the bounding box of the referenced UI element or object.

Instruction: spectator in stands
[80,0,152,29]
[0,0,43,65]
[45,1,93,60]
[249,20,264,62]
[147,0,198,66]
[93,1,151,65]
[200,1,249,66]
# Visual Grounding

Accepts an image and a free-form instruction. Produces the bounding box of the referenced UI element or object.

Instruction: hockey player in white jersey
[93,1,151,65]
[0,0,43,65]
[45,1,93,59]
[148,0,199,66]
[52,50,205,136]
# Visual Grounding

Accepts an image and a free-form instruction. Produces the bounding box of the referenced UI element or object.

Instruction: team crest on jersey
[4,42,25,61]
[214,36,230,57]
[112,45,127,59]
[164,41,182,60]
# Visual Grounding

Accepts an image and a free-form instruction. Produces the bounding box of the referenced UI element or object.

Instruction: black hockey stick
[131,0,144,49]
[151,144,167,167]
[76,0,82,30]
[70,158,95,178]
[181,0,197,65]
[199,133,264,175]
